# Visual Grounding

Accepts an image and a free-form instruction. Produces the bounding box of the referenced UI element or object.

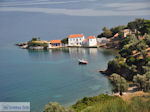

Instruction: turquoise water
[0,45,116,112]
[0,0,146,111]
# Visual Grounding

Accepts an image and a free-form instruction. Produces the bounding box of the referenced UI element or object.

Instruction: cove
[0,46,117,112]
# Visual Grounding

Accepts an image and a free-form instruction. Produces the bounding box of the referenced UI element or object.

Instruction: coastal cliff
[99,19,150,97]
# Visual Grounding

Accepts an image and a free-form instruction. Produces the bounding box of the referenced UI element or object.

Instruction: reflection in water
[27,48,117,62]
[28,50,51,61]
[88,48,98,56]
[68,48,86,58]
[100,48,117,58]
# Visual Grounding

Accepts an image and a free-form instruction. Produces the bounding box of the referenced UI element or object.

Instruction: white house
[123,29,132,37]
[48,40,62,48]
[68,34,84,46]
[97,37,109,44]
[83,36,97,47]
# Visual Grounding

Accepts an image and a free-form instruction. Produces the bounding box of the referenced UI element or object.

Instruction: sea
[0,0,150,111]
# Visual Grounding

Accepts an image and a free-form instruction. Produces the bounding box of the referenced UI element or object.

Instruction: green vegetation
[105,18,150,92]
[31,37,40,41]
[133,72,150,91]
[98,18,150,39]
[97,25,126,38]
[27,37,48,49]
[141,20,150,35]
[101,27,113,38]
[28,41,48,47]
[109,73,128,95]
[110,25,126,35]
[61,38,68,44]
[43,94,150,112]
[43,102,74,112]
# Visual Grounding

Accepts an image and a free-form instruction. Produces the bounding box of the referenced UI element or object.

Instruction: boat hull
[78,61,88,64]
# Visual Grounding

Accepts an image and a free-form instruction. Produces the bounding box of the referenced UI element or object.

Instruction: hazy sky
[0,0,150,44]
[0,0,150,16]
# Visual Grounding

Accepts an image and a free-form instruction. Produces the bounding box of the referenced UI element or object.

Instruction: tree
[134,18,145,32]
[103,30,113,38]
[133,72,150,91]
[144,34,150,46]
[102,27,113,38]
[43,102,74,112]
[118,31,124,38]
[127,18,145,38]
[61,38,68,44]
[142,66,150,73]
[32,37,38,41]
[110,25,126,35]
[126,56,136,66]
[102,27,107,32]
[136,41,146,52]
[133,74,146,91]
[140,20,150,35]
[128,18,144,31]
[108,59,121,71]
[109,73,128,95]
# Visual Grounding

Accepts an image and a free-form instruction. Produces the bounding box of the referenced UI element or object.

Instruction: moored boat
[78,59,88,64]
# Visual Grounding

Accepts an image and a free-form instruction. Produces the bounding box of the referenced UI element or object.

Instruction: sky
[0,0,150,16]
[0,0,150,44]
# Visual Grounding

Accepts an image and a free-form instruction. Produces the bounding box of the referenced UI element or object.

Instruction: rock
[99,70,106,74]
[29,46,44,50]
[16,42,27,46]
[20,45,28,49]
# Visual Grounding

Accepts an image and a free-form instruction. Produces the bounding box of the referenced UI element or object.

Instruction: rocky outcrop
[100,65,136,81]
[28,46,44,50]
[16,42,28,46]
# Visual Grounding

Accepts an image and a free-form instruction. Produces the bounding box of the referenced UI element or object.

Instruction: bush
[61,38,68,44]
[72,94,117,111]
[108,59,121,71]
[146,56,150,62]
[126,56,136,66]
[119,48,132,58]
[43,102,74,112]
[133,73,150,91]
[109,73,128,94]
[28,41,48,48]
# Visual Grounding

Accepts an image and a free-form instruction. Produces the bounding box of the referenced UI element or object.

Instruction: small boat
[78,59,88,64]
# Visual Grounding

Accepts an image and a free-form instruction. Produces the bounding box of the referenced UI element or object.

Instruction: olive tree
[109,73,128,95]
[43,102,74,112]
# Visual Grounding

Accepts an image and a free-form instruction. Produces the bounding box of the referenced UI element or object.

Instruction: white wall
[87,38,97,46]
[68,37,84,46]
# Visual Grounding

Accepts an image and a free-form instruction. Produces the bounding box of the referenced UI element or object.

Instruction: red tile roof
[50,40,61,44]
[87,36,96,39]
[68,34,84,38]
[83,39,87,42]
[113,33,119,38]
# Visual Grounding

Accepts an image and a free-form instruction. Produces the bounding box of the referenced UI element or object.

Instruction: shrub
[109,73,128,94]
[126,56,136,66]
[72,94,117,111]
[43,102,74,112]
[61,38,68,44]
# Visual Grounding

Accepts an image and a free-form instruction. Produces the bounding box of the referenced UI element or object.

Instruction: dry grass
[120,91,149,102]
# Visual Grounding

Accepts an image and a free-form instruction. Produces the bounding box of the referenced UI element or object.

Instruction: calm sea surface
[0,0,149,111]
[0,45,117,112]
